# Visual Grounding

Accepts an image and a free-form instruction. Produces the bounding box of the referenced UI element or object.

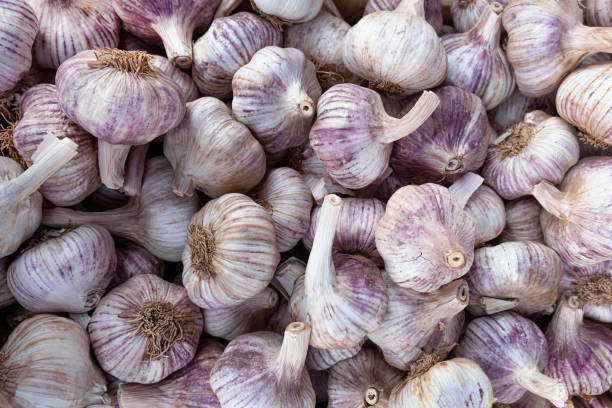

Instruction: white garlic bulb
[464,185,505,246]
[150,54,199,102]
[251,0,324,23]
[450,0,507,32]
[364,0,444,34]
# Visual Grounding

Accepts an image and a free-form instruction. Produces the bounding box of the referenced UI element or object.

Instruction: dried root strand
[249,0,284,31]
[88,48,154,75]
[0,116,26,169]
[368,79,404,95]
[250,192,273,213]
[577,274,612,306]
[497,121,535,158]
[389,353,442,401]
[0,69,41,123]
[287,147,303,173]
[188,224,216,279]
[577,130,611,150]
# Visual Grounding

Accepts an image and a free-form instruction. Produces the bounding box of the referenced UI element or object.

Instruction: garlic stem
[553,295,583,342]
[448,172,484,208]
[250,288,279,309]
[480,296,519,314]
[122,144,149,196]
[433,279,470,316]
[98,141,130,190]
[380,91,440,144]
[154,17,193,69]
[395,0,426,18]
[516,368,568,408]
[565,25,612,54]
[364,387,379,406]
[531,181,571,220]
[476,5,502,45]
[276,322,311,384]
[297,98,315,119]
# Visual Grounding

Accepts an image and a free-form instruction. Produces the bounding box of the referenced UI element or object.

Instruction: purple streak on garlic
[26,0,120,69]
[89,274,203,384]
[499,197,543,242]
[364,0,443,33]
[310,84,439,189]
[251,0,324,23]
[232,46,322,153]
[149,55,198,102]
[306,344,363,372]
[559,261,612,323]
[13,83,100,206]
[450,0,507,32]
[585,0,612,27]
[0,258,14,308]
[454,312,569,407]
[110,237,164,289]
[464,185,505,246]
[487,88,554,135]
[532,156,612,267]
[192,12,282,100]
[390,86,490,185]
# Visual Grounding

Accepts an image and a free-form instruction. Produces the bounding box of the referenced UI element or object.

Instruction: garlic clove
[499,197,544,243]
[111,237,164,289]
[0,258,14,309]
[251,0,324,24]
[465,185,506,246]
[559,261,612,323]
[487,88,554,135]
[450,0,508,32]
[364,0,444,34]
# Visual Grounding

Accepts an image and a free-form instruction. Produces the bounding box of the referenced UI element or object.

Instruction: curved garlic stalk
[251,0,324,24]
[454,312,569,407]
[111,237,164,288]
[0,258,14,308]
[310,84,439,189]
[559,261,612,323]
[585,0,612,26]
[464,185,505,246]
[487,88,554,135]
[364,0,443,33]
[233,46,322,153]
[289,195,388,349]
[450,0,507,32]
[149,55,199,102]
[43,157,200,262]
[210,322,316,407]
[499,197,543,242]
[532,156,612,267]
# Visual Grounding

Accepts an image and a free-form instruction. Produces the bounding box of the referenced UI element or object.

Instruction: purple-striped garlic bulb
[487,88,554,135]
[13,84,100,206]
[364,0,443,34]
[232,46,321,153]
[422,311,465,358]
[454,312,569,407]
[572,394,612,408]
[559,261,612,323]
[546,293,612,397]
[483,111,580,200]
[328,347,403,407]
[374,171,403,203]
[43,157,200,262]
[390,86,489,185]
[375,173,481,292]
[112,0,219,68]
[585,0,612,26]
[182,193,280,309]
[210,322,316,407]
[466,241,563,315]
[499,197,543,242]
[251,167,313,252]
[450,0,507,32]
[251,0,324,24]
[532,156,612,267]
[0,135,77,258]
[310,84,439,189]
[26,0,120,69]
[464,185,505,246]
[7,225,116,314]
[89,274,203,384]
[192,12,282,100]
[118,339,223,408]
[164,97,266,198]
[0,0,38,92]
[149,55,199,102]
[343,0,447,96]
[110,237,164,288]
[502,0,612,97]
[289,195,388,349]
[0,258,14,308]
[369,274,469,370]
[442,4,514,110]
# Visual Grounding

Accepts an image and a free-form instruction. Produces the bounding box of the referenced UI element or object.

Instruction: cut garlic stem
[365,387,379,405]
[122,144,149,196]
[276,322,311,383]
[480,296,519,314]
[380,91,440,144]
[516,368,569,408]
[448,172,484,208]
[98,141,130,191]
[564,24,612,54]
[155,16,193,69]
[531,180,572,220]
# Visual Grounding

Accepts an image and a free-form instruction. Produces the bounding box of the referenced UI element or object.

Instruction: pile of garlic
[0,0,611,406]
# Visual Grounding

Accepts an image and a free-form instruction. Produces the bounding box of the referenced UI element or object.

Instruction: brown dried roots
[497,121,535,158]
[188,224,216,279]
[88,48,153,75]
[0,117,26,169]
[287,147,303,173]
[368,80,404,95]
[249,0,284,31]
[390,353,442,401]
[577,275,612,306]
[577,130,611,150]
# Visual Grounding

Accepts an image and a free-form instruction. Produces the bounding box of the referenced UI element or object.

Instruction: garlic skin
[0,0,38,92]
[0,314,109,407]
[251,0,324,23]
[487,88,554,135]
[390,86,490,185]
[454,312,569,407]
[210,322,316,408]
[465,185,505,246]
[532,157,612,267]
[442,5,515,110]
[110,237,164,288]
[556,62,612,148]
[164,97,266,198]
[118,339,223,408]
[149,55,199,102]
[310,84,439,189]
[374,171,403,202]
[13,84,101,206]
[328,347,403,408]
[499,197,543,242]
[192,12,282,100]
[26,0,120,69]
[451,0,507,32]
[560,261,612,323]
[182,193,280,309]
[306,344,363,372]
[272,257,306,300]
[423,312,465,358]
[0,258,14,308]
[466,241,563,316]
[572,394,612,408]
[232,46,322,153]
[364,0,444,34]
[585,0,612,26]
[89,274,203,384]
[483,111,579,200]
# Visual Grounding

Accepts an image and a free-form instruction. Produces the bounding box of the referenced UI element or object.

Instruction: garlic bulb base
[480,296,519,314]
[531,181,570,220]
[516,368,569,408]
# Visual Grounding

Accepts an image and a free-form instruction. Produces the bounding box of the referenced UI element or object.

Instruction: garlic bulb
[0,0,38,92]
[0,314,109,407]
[483,111,580,200]
[556,62,612,148]
[26,0,120,69]
[499,197,543,242]
[572,394,612,408]
[466,241,563,315]
[343,0,447,95]
[585,0,612,26]
[310,84,439,189]
[210,322,316,407]
[164,97,266,198]
[182,193,280,309]
[112,0,219,68]
[192,12,282,99]
[251,167,313,252]
[232,46,322,153]
[117,339,223,408]
[289,195,388,349]
[487,88,554,135]
[111,237,164,288]
[559,261,612,323]
[369,275,469,370]
[546,294,612,398]
[442,4,514,110]
[0,258,14,308]
[450,0,507,32]
[532,156,612,267]
[251,0,324,24]
[364,0,444,34]
[149,55,199,102]
[465,185,505,246]
[374,171,403,203]
[13,83,100,206]
[454,312,569,407]
[0,135,77,257]
[43,157,200,262]
[390,86,489,185]
[306,344,363,372]
[89,274,203,384]
[422,311,465,358]
[328,347,403,407]
[502,0,612,97]
[203,287,279,340]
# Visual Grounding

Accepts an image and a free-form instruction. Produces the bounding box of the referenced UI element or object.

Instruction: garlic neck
[550,294,583,343]
[380,91,439,144]
[479,297,519,314]
[564,24,612,55]
[432,280,470,318]
[364,387,380,406]
[98,141,130,191]
[394,0,426,18]
[122,144,148,196]
[515,367,569,408]
[531,181,571,220]
[154,17,193,69]
[248,288,279,309]
[474,5,502,45]
[448,172,483,208]
[288,84,315,120]
[276,322,311,384]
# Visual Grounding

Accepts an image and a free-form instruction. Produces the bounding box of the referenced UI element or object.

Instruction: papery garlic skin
[487,88,554,135]
[499,197,543,242]
[0,258,14,308]
[233,46,322,153]
[585,0,612,26]
[0,0,38,92]
[110,237,164,288]
[559,261,612,323]
[364,0,443,34]
[465,185,505,246]
[26,0,120,69]
[150,55,199,102]
[451,0,507,33]
[572,394,612,408]
[251,0,324,23]
[192,12,282,99]
[306,344,363,372]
